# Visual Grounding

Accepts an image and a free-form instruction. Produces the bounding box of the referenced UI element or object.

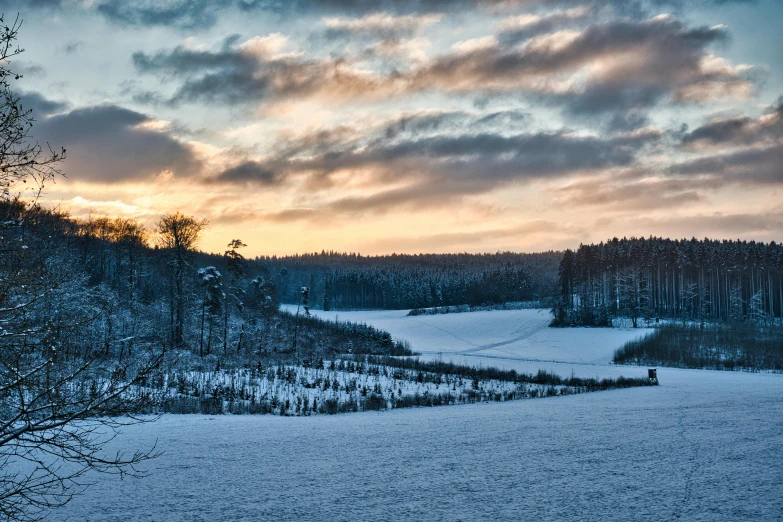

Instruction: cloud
[681,98,783,149]
[96,0,233,29]
[625,209,783,239]
[16,0,763,30]
[63,40,84,54]
[322,12,442,39]
[666,98,783,186]
[356,219,577,252]
[19,90,70,117]
[606,111,651,132]
[10,61,46,78]
[217,160,282,185]
[669,145,783,185]
[317,13,441,64]
[133,35,396,106]
[33,104,201,182]
[413,15,752,116]
[24,0,461,29]
[298,130,648,182]
[362,36,432,63]
[553,174,708,210]
[258,208,319,223]
[497,7,592,45]
[132,35,251,76]
[132,14,753,122]
[206,110,659,221]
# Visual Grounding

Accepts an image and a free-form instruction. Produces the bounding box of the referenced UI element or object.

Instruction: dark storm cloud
[34,104,201,182]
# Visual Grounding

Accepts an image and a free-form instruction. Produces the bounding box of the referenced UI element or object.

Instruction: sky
[3,0,783,256]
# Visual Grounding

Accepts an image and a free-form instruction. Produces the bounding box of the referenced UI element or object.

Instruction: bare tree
[0,15,162,521]
[156,212,208,348]
[0,15,63,201]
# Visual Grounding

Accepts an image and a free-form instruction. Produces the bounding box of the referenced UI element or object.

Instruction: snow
[282,305,653,371]
[57,308,783,521]
[161,362,576,415]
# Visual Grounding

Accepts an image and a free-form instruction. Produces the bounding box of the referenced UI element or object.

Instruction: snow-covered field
[58,308,783,521]
[282,306,654,376]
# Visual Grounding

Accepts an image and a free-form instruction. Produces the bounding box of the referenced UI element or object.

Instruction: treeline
[0,200,411,367]
[364,356,657,391]
[613,323,783,371]
[276,311,413,358]
[553,237,783,327]
[252,251,561,310]
[407,300,543,316]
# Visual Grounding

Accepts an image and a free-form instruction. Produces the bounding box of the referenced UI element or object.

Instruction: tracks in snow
[456,311,551,356]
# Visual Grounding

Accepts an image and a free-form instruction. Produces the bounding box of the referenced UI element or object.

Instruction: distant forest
[253,251,562,310]
[554,237,783,327]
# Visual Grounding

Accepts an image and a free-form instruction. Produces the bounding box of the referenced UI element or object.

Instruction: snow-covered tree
[198,267,222,356]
